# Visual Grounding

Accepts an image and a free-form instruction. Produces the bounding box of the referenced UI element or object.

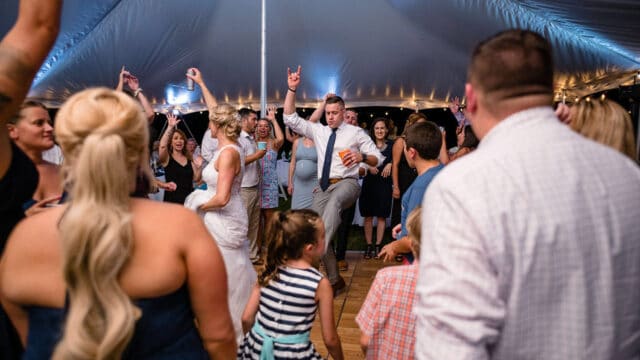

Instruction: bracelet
[288,87,296,93]
[133,88,143,97]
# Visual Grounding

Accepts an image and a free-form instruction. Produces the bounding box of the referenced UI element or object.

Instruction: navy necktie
[320,128,338,191]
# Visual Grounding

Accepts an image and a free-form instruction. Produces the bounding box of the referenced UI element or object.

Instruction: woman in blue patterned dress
[238,209,344,360]
[256,107,284,243]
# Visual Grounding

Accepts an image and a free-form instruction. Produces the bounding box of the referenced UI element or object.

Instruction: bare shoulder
[129,199,210,244]
[1,206,65,302]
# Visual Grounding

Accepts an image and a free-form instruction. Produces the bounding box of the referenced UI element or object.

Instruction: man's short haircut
[238,108,256,120]
[405,121,442,160]
[468,30,553,102]
[326,96,345,109]
[9,100,48,124]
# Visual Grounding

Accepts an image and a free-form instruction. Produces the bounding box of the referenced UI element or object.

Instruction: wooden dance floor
[311,251,399,359]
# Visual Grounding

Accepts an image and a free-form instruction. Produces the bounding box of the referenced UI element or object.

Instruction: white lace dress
[184,144,257,343]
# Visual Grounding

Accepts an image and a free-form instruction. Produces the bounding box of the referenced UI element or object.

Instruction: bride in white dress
[184,104,256,343]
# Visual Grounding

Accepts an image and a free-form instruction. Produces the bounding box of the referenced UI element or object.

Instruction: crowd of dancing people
[1,1,640,359]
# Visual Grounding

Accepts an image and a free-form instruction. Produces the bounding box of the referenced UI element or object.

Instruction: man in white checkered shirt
[415,30,640,359]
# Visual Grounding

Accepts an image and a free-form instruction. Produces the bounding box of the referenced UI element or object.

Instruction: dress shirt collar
[479,106,555,149]
[241,130,254,140]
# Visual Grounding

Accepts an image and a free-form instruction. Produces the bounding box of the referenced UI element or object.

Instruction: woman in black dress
[158,113,202,203]
[359,118,393,258]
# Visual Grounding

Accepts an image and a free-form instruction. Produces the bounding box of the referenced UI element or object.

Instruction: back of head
[406,206,422,260]
[53,88,148,359]
[258,209,321,286]
[570,98,637,161]
[405,121,442,160]
[468,30,554,107]
[402,112,428,137]
[210,103,241,141]
[460,125,479,149]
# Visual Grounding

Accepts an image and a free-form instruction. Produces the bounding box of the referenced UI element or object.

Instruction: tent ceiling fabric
[1,0,639,112]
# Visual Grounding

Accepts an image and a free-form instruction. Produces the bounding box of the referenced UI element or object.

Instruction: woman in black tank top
[157,114,202,204]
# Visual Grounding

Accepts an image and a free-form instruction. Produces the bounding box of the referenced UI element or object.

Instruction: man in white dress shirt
[414,30,640,359]
[283,66,384,294]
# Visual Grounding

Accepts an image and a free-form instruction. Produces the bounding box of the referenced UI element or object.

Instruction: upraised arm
[267,106,284,150]
[0,0,62,177]
[308,92,335,123]
[187,67,217,110]
[116,66,128,92]
[284,66,301,115]
[126,73,155,123]
[159,113,180,166]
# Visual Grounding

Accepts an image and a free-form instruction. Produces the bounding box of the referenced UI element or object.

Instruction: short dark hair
[325,96,345,108]
[405,121,442,160]
[468,30,553,102]
[460,125,479,149]
[238,108,256,120]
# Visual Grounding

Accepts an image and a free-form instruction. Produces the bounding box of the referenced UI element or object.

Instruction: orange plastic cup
[338,149,350,165]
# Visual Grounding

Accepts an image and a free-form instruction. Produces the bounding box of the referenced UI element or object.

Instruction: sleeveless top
[237,266,324,359]
[1,143,38,359]
[23,285,208,359]
[163,155,193,204]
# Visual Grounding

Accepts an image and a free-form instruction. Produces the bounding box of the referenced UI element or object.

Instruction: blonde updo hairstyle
[570,98,637,161]
[52,88,150,359]
[209,103,241,141]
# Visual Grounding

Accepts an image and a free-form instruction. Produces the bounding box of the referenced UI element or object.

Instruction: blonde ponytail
[53,88,148,359]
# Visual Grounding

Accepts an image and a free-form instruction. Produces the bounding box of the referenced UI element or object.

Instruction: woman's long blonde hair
[52,88,149,359]
[570,98,637,161]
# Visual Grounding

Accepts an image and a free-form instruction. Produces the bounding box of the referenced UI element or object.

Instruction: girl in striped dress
[238,209,344,360]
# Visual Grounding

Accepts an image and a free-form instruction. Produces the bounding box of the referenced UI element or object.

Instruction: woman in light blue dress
[288,135,317,209]
[255,107,285,242]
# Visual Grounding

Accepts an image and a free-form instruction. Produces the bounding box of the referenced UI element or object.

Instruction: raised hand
[449,96,461,114]
[187,67,204,86]
[166,113,180,128]
[127,74,140,91]
[266,105,277,120]
[287,65,302,90]
[324,92,336,101]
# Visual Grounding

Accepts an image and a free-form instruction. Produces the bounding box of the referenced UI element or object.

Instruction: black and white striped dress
[237,266,324,359]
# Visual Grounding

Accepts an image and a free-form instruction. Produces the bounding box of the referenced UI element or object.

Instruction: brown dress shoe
[338,260,348,271]
[331,276,346,297]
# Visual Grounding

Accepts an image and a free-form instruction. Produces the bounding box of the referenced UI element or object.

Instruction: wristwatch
[361,153,368,163]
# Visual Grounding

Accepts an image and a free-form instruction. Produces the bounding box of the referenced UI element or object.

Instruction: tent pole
[260,0,266,117]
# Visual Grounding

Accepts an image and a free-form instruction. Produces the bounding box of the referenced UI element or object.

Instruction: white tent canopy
[1,0,639,113]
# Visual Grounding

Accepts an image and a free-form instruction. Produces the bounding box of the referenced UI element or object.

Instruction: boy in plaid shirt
[356,207,422,359]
